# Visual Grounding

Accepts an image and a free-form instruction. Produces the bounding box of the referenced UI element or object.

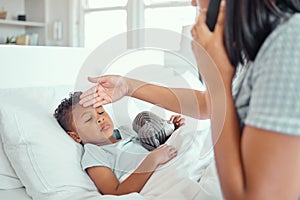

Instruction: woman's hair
[225,0,300,66]
[53,91,83,132]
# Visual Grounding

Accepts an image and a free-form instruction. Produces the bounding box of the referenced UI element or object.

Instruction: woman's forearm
[126,78,210,119]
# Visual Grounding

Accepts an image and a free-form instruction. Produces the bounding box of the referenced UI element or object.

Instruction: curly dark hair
[53,91,83,132]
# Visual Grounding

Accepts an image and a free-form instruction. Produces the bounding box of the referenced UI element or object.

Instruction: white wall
[0,0,25,44]
[46,0,70,46]
[0,0,25,20]
[0,0,74,47]
[0,45,89,88]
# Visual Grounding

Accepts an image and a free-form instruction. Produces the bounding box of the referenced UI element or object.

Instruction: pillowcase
[0,136,23,189]
[0,86,97,199]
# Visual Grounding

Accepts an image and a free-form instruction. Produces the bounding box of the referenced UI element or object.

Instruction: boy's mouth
[101,124,110,132]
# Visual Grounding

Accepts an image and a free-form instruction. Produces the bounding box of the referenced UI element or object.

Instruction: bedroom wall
[0,0,73,46]
[46,0,70,46]
[0,0,25,43]
[0,0,25,20]
[0,45,90,89]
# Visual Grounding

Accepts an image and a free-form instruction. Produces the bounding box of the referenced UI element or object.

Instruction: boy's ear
[67,131,82,143]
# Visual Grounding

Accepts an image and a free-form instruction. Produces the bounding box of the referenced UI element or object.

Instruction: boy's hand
[169,115,185,130]
[149,144,177,166]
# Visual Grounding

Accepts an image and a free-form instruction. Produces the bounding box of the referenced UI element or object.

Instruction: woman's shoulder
[267,13,300,43]
[255,13,300,62]
[242,14,300,136]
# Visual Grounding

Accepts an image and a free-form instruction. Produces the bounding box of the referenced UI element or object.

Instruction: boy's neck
[95,137,121,146]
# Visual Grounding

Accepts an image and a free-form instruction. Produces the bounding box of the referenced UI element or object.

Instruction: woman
[79,0,300,199]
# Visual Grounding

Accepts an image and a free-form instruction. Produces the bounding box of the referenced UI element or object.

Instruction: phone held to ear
[205,0,221,31]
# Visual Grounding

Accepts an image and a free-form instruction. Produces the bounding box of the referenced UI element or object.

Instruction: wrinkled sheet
[0,120,222,200]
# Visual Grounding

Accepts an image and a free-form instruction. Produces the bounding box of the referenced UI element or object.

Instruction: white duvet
[58,120,222,200]
[0,120,222,200]
[140,120,223,200]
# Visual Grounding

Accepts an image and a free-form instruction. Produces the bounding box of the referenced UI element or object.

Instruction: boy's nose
[97,118,104,124]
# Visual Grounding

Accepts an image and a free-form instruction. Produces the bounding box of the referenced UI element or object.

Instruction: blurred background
[0,0,198,49]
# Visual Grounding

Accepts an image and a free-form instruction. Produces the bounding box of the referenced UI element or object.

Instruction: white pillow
[0,136,23,189]
[0,86,97,199]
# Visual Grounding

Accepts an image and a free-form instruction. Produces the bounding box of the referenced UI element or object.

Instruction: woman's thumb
[88,76,101,83]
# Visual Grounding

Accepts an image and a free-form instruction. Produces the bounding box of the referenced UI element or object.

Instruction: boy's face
[70,104,115,145]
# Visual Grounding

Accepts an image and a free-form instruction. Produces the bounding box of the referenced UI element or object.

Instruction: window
[144,0,191,5]
[82,0,196,49]
[84,10,127,49]
[82,0,128,49]
[145,6,196,34]
[85,0,127,8]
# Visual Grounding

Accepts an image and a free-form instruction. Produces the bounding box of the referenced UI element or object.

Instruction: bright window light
[145,7,196,34]
[144,6,196,49]
[85,0,128,8]
[84,10,127,49]
[104,50,164,75]
[144,0,191,5]
[83,0,196,50]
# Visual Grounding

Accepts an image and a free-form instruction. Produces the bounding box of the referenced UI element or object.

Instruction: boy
[53,92,184,195]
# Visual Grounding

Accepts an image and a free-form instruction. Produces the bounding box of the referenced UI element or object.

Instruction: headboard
[0,45,90,89]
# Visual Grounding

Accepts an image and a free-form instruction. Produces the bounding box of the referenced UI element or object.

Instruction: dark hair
[53,91,83,132]
[225,0,300,66]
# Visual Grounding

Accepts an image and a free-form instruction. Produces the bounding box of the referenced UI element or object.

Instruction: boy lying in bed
[53,91,184,195]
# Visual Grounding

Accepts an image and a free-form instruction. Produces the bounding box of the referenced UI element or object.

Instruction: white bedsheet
[0,120,222,200]
[54,122,223,200]
[0,188,31,200]
[140,122,223,200]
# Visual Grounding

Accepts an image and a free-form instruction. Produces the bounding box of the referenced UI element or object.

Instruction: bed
[0,45,223,200]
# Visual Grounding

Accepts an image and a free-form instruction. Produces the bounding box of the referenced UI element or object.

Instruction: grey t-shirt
[234,13,300,136]
[81,135,149,181]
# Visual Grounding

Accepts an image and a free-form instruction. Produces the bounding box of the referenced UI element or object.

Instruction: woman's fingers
[80,76,109,99]
[192,0,226,44]
[94,92,112,107]
[197,8,207,25]
[214,0,226,36]
[80,85,97,99]
[192,8,211,47]
[81,97,96,107]
[79,85,111,107]
[79,92,97,106]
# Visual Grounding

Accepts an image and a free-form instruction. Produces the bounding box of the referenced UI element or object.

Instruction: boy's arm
[87,155,156,195]
[87,145,177,195]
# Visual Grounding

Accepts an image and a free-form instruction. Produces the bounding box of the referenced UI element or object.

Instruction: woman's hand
[149,144,177,166]
[79,75,129,107]
[191,0,235,86]
[169,115,185,130]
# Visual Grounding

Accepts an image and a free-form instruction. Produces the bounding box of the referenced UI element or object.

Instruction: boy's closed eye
[84,117,92,123]
[98,111,104,115]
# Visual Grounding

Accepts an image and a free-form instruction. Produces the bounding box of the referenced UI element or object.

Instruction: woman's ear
[67,131,82,143]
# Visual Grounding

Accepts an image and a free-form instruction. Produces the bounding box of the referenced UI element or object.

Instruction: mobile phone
[205,0,221,31]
